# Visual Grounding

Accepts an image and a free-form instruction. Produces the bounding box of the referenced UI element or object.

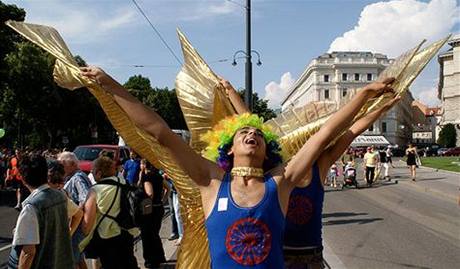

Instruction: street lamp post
[231,0,261,112]
[245,0,252,111]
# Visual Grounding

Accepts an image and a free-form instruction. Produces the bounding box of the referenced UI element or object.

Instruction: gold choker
[231,167,264,178]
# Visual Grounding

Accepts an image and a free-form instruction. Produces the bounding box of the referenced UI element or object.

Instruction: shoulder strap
[93,177,121,232]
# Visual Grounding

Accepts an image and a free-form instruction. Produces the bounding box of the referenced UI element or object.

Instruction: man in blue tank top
[81,66,396,268]
[284,97,400,268]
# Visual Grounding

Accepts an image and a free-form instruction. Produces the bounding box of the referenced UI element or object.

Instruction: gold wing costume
[6,20,450,269]
[6,20,212,269]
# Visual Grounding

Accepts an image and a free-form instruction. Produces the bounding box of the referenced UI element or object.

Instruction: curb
[397,180,458,203]
[419,165,460,176]
[398,160,460,175]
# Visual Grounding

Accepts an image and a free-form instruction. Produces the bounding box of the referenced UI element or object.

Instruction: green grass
[421,157,460,173]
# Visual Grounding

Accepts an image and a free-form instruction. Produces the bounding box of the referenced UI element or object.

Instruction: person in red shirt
[6,149,23,210]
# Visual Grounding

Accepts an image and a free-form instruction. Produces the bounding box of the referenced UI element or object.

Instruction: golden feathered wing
[175,29,236,153]
[6,20,212,269]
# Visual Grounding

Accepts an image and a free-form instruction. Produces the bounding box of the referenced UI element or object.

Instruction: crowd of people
[3,147,177,269]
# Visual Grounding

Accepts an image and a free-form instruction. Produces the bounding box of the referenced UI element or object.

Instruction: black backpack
[97,177,153,230]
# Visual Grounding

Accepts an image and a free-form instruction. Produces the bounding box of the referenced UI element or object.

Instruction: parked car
[437,148,449,156]
[73,144,130,173]
[425,144,440,157]
[443,147,460,157]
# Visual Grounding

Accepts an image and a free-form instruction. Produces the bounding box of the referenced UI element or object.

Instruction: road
[323,160,460,269]
[0,206,19,268]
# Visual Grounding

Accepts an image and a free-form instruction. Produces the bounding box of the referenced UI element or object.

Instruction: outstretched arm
[219,78,250,114]
[275,78,395,188]
[80,67,221,186]
[317,96,401,181]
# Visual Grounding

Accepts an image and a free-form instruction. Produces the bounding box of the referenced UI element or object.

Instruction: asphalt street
[322,161,460,269]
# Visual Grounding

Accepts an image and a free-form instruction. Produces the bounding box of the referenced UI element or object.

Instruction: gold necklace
[231,167,264,178]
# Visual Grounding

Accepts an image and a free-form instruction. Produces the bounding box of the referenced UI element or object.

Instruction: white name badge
[218,198,228,212]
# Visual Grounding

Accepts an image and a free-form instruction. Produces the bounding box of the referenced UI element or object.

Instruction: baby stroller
[342,163,359,189]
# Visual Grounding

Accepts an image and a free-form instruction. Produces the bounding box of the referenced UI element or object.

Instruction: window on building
[342,88,348,97]
[342,73,348,81]
[354,73,360,81]
[324,74,329,82]
[367,73,372,81]
[368,124,374,132]
[382,122,387,133]
[324,89,330,100]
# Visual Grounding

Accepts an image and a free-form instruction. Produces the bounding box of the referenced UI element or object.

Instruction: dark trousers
[284,247,325,269]
[139,205,166,267]
[168,194,179,235]
[97,231,139,269]
[365,166,375,185]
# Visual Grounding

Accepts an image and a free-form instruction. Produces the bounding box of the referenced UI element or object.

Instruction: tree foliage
[437,123,457,148]
[0,1,115,149]
[237,90,277,121]
[123,75,187,130]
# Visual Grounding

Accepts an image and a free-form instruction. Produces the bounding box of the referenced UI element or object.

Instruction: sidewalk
[395,160,459,203]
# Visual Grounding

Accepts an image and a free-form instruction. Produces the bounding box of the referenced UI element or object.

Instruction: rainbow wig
[201,113,283,172]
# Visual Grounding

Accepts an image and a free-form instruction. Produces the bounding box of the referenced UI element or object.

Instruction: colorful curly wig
[201,113,283,172]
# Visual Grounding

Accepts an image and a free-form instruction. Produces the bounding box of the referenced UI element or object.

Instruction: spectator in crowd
[378,146,391,181]
[47,160,84,239]
[8,154,73,269]
[0,147,8,189]
[80,156,139,269]
[162,171,183,245]
[363,145,379,187]
[406,143,418,181]
[123,151,140,185]
[386,146,394,168]
[6,149,23,210]
[161,170,179,241]
[138,159,167,268]
[57,151,91,269]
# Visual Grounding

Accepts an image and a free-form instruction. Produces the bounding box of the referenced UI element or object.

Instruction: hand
[217,76,235,96]
[80,66,112,87]
[377,95,401,113]
[362,77,395,99]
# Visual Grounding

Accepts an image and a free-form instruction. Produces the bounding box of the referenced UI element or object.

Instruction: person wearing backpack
[137,159,167,269]
[80,156,139,269]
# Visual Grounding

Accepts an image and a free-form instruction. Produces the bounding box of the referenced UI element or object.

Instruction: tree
[437,123,457,148]
[237,90,277,121]
[123,75,187,130]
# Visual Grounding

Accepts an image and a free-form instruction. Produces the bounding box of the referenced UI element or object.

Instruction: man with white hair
[57,151,91,269]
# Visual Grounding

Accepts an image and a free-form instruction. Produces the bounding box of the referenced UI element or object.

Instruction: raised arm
[220,78,250,114]
[317,96,401,181]
[80,67,221,187]
[276,78,395,188]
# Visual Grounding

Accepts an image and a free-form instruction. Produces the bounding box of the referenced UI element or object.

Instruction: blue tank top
[205,173,285,269]
[284,163,324,248]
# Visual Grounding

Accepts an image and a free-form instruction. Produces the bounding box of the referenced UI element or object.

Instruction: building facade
[438,34,460,146]
[411,100,442,146]
[281,51,414,146]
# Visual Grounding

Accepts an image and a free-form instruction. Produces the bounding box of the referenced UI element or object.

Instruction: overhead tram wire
[130,0,182,65]
[225,0,247,9]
